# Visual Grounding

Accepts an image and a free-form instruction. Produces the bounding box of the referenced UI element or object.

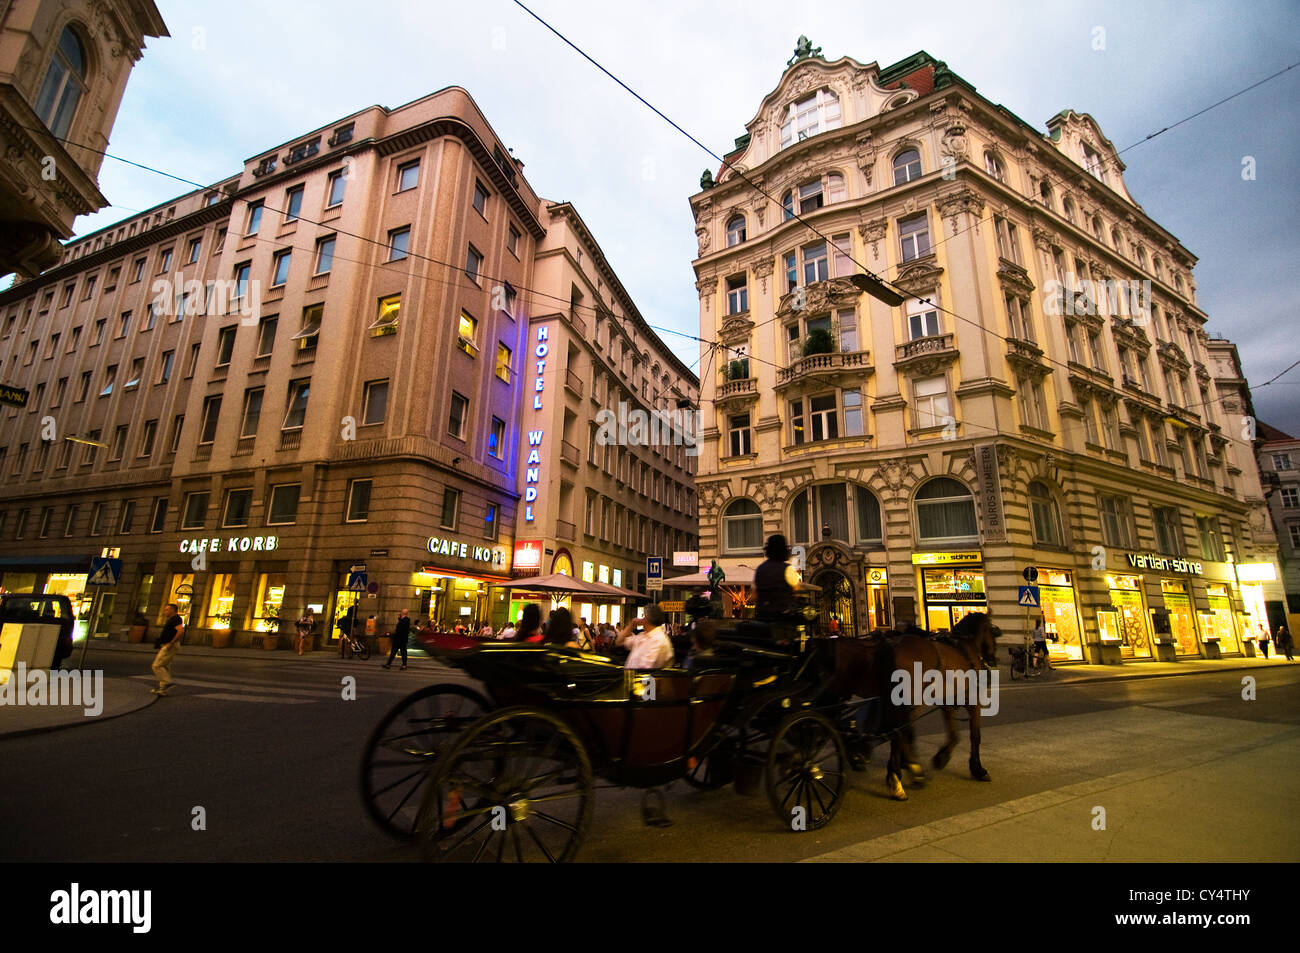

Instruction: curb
[0,685,158,741]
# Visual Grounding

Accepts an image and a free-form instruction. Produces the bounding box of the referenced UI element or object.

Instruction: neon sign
[524,324,548,523]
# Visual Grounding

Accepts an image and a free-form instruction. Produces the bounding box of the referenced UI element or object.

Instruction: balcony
[194,444,213,462]
[232,435,255,457]
[715,376,759,409]
[1004,338,1049,375]
[776,350,873,393]
[565,369,584,398]
[279,429,302,451]
[560,440,580,467]
[893,334,958,375]
[556,519,576,541]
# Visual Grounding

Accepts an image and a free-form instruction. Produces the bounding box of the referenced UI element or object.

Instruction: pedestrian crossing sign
[87,557,122,587]
[347,571,368,592]
[1017,585,1040,608]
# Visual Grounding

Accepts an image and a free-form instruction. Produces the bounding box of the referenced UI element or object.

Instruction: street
[2,648,1297,862]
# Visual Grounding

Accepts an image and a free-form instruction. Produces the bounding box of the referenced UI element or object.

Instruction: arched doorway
[812,568,857,637]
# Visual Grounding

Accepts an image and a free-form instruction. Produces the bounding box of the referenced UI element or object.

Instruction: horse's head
[956,612,1001,668]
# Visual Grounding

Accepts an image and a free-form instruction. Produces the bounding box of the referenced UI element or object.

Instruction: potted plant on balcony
[802,328,836,357]
[726,359,747,381]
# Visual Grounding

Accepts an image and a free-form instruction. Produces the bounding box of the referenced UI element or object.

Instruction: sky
[42,0,1300,429]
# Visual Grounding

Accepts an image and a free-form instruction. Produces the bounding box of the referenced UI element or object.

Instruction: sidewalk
[2,638,1293,740]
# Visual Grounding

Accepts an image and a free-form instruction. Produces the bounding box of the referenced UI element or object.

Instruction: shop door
[333,590,360,643]
[813,569,856,637]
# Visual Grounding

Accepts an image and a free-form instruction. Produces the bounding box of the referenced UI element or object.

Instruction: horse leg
[903,712,928,785]
[886,734,908,801]
[932,706,958,771]
[968,705,990,781]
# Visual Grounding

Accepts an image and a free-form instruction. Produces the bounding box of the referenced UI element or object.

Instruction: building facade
[1253,418,1300,634]
[689,45,1282,661]
[0,86,693,647]
[0,0,168,278]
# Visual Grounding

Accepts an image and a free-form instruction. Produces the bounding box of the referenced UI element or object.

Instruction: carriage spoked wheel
[360,684,491,840]
[764,710,848,831]
[684,736,737,790]
[416,707,594,863]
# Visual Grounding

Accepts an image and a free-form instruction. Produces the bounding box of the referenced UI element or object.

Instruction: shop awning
[417,567,514,584]
[0,555,94,570]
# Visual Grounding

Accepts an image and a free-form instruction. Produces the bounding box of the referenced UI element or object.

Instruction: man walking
[383,608,412,670]
[151,603,184,696]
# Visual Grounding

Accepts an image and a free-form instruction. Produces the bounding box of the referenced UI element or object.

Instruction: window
[495,343,511,382]
[1098,494,1135,548]
[721,499,763,553]
[35,27,86,139]
[142,303,156,331]
[346,479,372,522]
[907,298,940,340]
[913,376,950,429]
[187,342,202,377]
[801,241,828,285]
[283,380,310,430]
[44,333,60,359]
[1082,144,1105,181]
[1273,453,1293,472]
[457,311,478,355]
[473,180,490,217]
[271,250,292,286]
[779,89,841,148]
[100,365,117,397]
[199,396,222,444]
[38,507,55,539]
[256,318,277,357]
[1006,295,1033,342]
[440,489,460,530]
[1062,196,1077,224]
[234,262,252,304]
[150,498,167,534]
[726,275,748,315]
[92,319,106,345]
[132,258,146,283]
[985,152,1004,181]
[222,489,254,528]
[362,380,388,425]
[488,416,506,459]
[267,484,301,525]
[1017,375,1046,430]
[169,415,184,453]
[727,413,751,457]
[51,377,67,407]
[246,201,264,235]
[1291,525,1300,549]
[187,237,201,264]
[1111,228,1125,255]
[1153,506,1184,556]
[448,391,468,439]
[216,325,237,366]
[798,179,824,214]
[994,216,1022,265]
[726,215,746,247]
[314,236,335,274]
[182,492,209,529]
[899,213,931,261]
[1029,482,1063,546]
[117,500,137,534]
[14,509,27,539]
[294,304,322,350]
[284,185,304,222]
[1197,516,1225,561]
[915,478,978,543]
[88,503,103,536]
[507,224,521,257]
[68,326,82,350]
[1282,487,1300,508]
[893,149,922,185]
[371,295,400,335]
[75,372,91,402]
[387,227,410,261]
[137,419,157,457]
[326,170,347,208]
[240,388,263,437]
[397,160,420,191]
[465,245,483,283]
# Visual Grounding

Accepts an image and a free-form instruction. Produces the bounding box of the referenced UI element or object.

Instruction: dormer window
[253,156,276,177]
[726,215,746,247]
[779,89,841,149]
[1082,144,1105,182]
[284,138,320,165]
[328,123,354,147]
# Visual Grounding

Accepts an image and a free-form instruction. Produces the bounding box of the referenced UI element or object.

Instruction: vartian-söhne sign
[1125,553,1203,575]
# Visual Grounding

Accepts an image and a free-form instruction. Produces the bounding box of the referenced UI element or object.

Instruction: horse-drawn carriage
[359,611,1001,862]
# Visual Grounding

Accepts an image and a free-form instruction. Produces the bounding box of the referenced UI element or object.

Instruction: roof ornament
[787,35,822,67]
[699,169,715,190]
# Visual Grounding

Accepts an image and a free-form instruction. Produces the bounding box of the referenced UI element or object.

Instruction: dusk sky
[39,0,1300,430]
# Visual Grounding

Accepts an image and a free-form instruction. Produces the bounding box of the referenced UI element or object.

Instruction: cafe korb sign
[974,443,1006,543]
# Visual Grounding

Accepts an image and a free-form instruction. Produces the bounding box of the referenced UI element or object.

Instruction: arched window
[893,149,922,186]
[984,152,1004,182]
[1029,481,1064,546]
[35,26,88,139]
[780,88,841,149]
[914,477,978,543]
[726,215,746,247]
[1062,196,1077,224]
[1135,245,1149,271]
[1039,180,1054,208]
[788,483,883,546]
[1091,215,1104,240]
[721,498,763,554]
[781,190,794,221]
[1111,228,1125,255]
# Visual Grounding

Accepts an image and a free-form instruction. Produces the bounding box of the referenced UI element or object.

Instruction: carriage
[359,624,862,862]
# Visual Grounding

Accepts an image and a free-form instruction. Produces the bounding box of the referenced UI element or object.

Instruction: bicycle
[1008,640,1049,679]
[340,628,371,661]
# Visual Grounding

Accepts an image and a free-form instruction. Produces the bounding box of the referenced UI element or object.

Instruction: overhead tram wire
[508,6,1299,427]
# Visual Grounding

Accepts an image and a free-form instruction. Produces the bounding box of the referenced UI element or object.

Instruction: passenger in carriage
[616,604,674,669]
[683,619,718,670]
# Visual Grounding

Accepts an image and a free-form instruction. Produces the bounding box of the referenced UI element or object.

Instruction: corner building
[0,86,693,646]
[689,46,1282,661]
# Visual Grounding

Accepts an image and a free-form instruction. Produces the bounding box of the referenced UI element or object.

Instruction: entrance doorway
[812,568,857,637]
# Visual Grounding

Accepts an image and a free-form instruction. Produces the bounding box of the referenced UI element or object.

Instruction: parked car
[0,593,76,668]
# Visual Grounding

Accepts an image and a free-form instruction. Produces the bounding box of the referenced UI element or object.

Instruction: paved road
[2,652,1296,862]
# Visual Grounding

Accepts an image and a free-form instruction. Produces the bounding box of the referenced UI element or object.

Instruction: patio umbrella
[502,573,609,596]
[583,580,649,601]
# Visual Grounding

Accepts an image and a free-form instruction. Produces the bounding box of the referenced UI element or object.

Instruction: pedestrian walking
[1259,626,1272,658]
[295,611,314,656]
[1276,625,1294,661]
[383,608,412,669]
[151,603,184,696]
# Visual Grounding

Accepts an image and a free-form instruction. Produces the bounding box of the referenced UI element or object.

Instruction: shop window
[207,574,236,629]
[255,574,287,632]
[914,478,978,544]
[267,484,301,525]
[721,498,763,554]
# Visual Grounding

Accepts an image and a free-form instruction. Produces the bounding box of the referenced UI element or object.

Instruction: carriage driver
[616,604,675,669]
[750,534,803,629]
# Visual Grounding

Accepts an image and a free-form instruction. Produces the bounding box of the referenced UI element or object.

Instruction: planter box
[210,630,233,649]
[1153,642,1178,662]
[1243,640,1257,657]
[260,634,278,651]
[1202,640,1223,660]
[378,636,392,658]
[126,624,148,644]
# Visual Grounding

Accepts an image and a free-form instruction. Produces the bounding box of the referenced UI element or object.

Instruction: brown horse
[883,612,1001,798]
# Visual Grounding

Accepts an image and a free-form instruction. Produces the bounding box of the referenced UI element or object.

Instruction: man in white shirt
[616,605,674,669]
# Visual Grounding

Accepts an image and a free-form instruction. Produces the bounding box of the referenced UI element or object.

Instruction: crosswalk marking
[130,675,341,699]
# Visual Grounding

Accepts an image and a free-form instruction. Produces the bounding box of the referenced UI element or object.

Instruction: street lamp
[848,272,907,307]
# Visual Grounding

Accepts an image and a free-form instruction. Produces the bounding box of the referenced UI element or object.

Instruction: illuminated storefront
[913,553,985,632]
[1201,584,1241,654]
[1159,579,1200,656]
[1235,562,1277,643]
[866,567,890,631]
[1102,574,1152,660]
[1033,567,1084,662]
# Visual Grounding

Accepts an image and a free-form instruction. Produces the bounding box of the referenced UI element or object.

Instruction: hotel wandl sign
[974,443,1006,543]
[0,384,29,408]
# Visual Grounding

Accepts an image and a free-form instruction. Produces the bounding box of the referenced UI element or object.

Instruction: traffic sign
[647,579,664,592]
[647,557,663,580]
[347,571,368,592]
[1017,586,1041,608]
[366,581,380,595]
[350,563,367,573]
[86,557,122,587]
[659,601,685,612]
[1022,567,1039,583]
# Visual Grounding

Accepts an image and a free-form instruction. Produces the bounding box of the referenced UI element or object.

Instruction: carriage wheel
[684,736,736,790]
[765,711,847,831]
[416,707,594,863]
[360,684,491,839]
